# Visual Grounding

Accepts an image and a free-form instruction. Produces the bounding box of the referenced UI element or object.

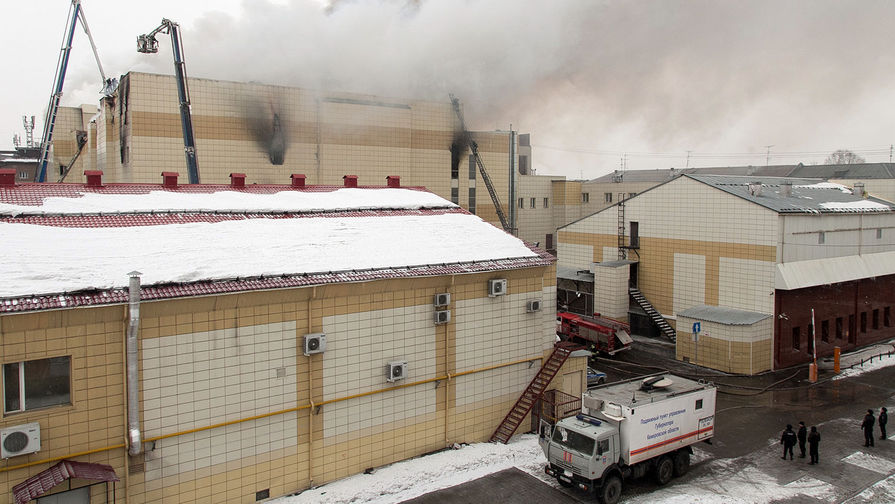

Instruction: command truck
[539,373,716,504]
[556,312,633,355]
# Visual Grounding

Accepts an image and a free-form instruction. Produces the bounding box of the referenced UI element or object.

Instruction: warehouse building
[0,170,578,503]
[557,174,895,373]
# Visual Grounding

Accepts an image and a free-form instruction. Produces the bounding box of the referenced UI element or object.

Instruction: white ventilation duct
[127,271,143,456]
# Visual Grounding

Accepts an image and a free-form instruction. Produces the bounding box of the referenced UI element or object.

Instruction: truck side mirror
[539,421,552,439]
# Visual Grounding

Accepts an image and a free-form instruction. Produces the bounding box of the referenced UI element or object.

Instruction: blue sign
[692,322,701,333]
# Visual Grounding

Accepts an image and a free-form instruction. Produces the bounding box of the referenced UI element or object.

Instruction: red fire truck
[557,312,633,355]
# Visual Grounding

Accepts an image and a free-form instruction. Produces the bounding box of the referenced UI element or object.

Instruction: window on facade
[543,197,549,208]
[604,192,613,203]
[849,314,856,343]
[818,232,825,244]
[3,356,71,414]
[861,311,867,333]
[530,197,536,209]
[581,193,589,203]
[518,198,524,209]
[792,326,800,350]
[807,327,814,356]
[873,309,880,330]
[468,188,476,215]
[835,317,843,339]
[696,399,703,410]
[18,171,29,180]
[821,319,830,343]
[878,228,883,240]
[885,307,891,327]
[468,156,476,180]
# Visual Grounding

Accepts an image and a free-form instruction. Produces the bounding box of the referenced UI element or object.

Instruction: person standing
[862,409,876,447]
[808,426,820,465]
[880,407,888,440]
[781,424,796,460]
[797,421,807,458]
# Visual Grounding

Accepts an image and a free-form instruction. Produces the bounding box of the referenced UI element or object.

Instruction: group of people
[780,422,821,464]
[780,407,889,466]
[861,407,888,447]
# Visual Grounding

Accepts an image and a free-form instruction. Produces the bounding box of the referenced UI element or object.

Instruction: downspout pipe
[127,271,142,456]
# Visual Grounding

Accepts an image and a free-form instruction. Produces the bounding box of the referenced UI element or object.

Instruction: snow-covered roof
[687,174,895,214]
[677,305,771,325]
[0,181,549,313]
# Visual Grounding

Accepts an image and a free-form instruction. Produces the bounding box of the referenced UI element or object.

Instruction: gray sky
[4,0,895,179]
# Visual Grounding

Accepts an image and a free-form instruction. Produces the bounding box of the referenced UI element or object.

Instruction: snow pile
[278,435,547,504]
[794,182,852,193]
[833,353,895,381]
[819,200,892,212]
[0,213,535,297]
[842,452,895,474]
[0,188,456,216]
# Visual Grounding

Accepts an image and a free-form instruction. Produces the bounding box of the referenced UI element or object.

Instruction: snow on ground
[843,451,895,474]
[270,434,861,504]
[834,352,895,380]
[0,213,535,297]
[0,188,456,215]
[844,473,895,503]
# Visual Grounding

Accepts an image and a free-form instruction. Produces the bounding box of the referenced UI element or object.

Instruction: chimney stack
[85,170,103,187]
[343,175,358,188]
[162,172,179,189]
[0,168,16,187]
[854,182,866,198]
[229,173,246,188]
[781,181,792,197]
[386,175,400,188]
[290,174,306,188]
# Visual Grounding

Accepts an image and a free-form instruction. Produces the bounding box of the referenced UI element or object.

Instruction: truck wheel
[599,474,622,504]
[654,455,674,485]
[673,450,690,477]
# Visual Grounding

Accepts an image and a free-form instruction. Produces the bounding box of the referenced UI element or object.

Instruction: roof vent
[640,375,673,391]
[386,175,400,188]
[291,174,306,188]
[230,173,246,188]
[781,181,792,197]
[0,168,16,187]
[747,182,763,197]
[343,175,358,188]
[84,170,103,187]
[854,182,866,198]
[161,172,179,189]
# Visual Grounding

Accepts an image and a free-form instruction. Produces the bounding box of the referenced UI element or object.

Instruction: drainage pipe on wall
[127,271,143,456]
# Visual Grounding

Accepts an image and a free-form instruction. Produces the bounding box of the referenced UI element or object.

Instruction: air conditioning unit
[303,333,327,356]
[488,279,507,297]
[527,299,542,313]
[387,361,408,382]
[435,310,451,325]
[1,423,40,459]
[434,293,451,307]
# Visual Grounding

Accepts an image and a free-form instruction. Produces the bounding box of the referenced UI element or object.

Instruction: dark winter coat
[880,411,888,428]
[863,413,876,432]
[808,430,820,447]
[781,429,797,447]
[797,425,807,443]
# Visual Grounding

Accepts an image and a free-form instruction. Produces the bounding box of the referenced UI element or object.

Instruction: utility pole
[765,145,774,167]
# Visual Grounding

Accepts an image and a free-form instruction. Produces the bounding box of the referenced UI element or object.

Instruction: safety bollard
[809,362,817,383]
[834,347,841,373]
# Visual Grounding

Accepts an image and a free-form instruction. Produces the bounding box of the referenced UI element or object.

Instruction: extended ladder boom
[138,19,199,184]
[450,95,511,233]
[35,0,113,183]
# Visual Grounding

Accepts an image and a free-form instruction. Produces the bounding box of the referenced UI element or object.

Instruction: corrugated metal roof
[677,305,771,325]
[587,163,895,184]
[557,266,594,282]
[775,251,895,290]
[686,174,895,214]
[13,460,118,504]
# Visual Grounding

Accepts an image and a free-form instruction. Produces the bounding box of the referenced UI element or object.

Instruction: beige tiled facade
[0,265,581,503]
[72,72,518,231]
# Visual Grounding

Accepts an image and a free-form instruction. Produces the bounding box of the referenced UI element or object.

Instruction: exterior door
[562,370,583,401]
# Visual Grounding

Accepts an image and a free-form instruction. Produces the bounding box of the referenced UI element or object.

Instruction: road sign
[693,322,701,334]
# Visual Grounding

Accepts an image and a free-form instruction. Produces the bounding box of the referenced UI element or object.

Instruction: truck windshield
[551,426,595,456]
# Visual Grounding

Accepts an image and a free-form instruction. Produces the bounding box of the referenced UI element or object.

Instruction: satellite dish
[641,376,673,391]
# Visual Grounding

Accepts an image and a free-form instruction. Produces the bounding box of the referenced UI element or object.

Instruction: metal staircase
[617,197,627,260]
[629,287,676,343]
[490,341,582,444]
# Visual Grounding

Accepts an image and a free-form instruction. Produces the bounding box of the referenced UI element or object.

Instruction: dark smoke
[244,97,288,165]
[450,129,471,177]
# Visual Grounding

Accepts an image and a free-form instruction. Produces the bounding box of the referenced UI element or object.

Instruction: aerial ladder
[449,95,512,233]
[137,19,200,184]
[35,0,116,182]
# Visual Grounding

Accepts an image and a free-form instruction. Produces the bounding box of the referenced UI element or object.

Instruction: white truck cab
[540,373,716,504]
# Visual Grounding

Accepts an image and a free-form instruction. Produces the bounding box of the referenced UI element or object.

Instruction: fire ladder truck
[557,311,633,355]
